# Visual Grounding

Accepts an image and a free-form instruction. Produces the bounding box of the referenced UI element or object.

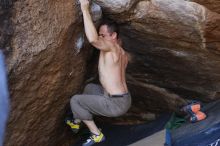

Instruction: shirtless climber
[65,0,131,145]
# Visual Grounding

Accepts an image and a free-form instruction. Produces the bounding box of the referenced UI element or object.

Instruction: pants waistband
[108,93,129,98]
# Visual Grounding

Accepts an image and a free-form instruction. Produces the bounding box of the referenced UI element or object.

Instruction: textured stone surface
[192,0,220,13]
[2,0,220,145]
[0,5,13,52]
[3,0,101,146]
[94,0,135,13]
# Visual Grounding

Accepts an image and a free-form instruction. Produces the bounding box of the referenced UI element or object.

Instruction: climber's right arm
[79,0,111,51]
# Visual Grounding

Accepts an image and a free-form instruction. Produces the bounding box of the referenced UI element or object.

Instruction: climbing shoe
[181,101,207,123]
[181,101,201,115]
[65,117,80,134]
[82,132,106,146]
[190,111,207,123]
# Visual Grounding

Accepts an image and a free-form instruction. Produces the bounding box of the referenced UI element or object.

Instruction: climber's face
[99,25,117,42]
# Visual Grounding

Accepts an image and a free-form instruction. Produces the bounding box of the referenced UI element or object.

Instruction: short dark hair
[99,19,119,37]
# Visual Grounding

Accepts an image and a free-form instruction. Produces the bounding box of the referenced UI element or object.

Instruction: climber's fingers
[79,0,90,5]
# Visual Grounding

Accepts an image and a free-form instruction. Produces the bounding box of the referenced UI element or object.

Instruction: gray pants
[70,83,131,120]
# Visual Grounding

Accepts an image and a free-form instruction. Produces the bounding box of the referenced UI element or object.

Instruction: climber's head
[98,19,119,42]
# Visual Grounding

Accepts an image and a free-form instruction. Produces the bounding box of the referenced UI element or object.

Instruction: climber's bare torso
[91,25,128,95]
[98,44,128,95]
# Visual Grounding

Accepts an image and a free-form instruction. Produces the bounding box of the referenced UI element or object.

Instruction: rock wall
[1,0,220,145]
[0,1,13,52]
[3,0,100,146]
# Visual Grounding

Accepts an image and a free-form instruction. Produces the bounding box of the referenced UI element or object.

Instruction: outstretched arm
[79,0,110,51]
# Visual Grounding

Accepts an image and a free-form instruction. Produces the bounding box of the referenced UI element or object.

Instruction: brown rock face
[192,0,220,13]
[2,0,220,145]
[0,5,13,52]
[3,0,101,146]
